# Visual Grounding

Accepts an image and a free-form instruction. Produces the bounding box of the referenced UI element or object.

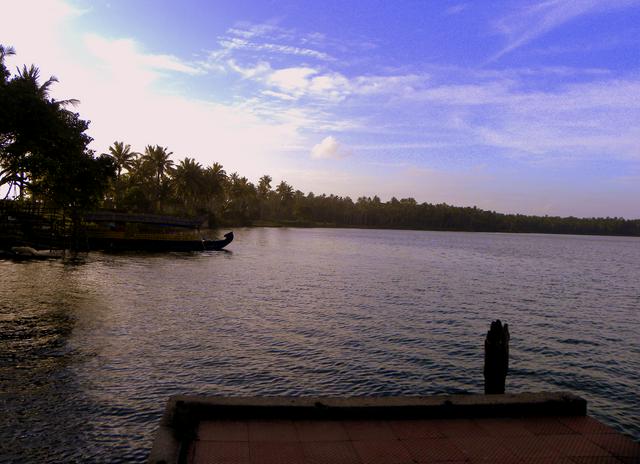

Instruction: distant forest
[90,141,640,237]
[1,45,639,237]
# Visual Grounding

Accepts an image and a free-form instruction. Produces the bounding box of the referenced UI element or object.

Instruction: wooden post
[484,320,510,394]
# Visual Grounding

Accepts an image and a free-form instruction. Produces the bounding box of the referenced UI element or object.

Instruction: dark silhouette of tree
[104,141,138,181]
[275,180,294,220]
[142,145,173,212]
[257,174,272,219]
[173,157,205,214]
[0,46,115,211]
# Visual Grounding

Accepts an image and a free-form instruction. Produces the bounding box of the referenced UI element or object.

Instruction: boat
[83,211,234,252]
[0,246,63,261]
[87,231,234,252]
[203,232,234,250]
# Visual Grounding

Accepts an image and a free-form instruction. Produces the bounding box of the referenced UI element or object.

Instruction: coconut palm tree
[16,65,79,108]
[1,63,76,200]
[276,180,294,219]
[0,44,15,84]
[205,162,227,195]
[257,174,273,219]
[200,162,227,221]
[227,172,257,224]
[104,141,138,180]
[172,157,205,213]
[142,145,174,212]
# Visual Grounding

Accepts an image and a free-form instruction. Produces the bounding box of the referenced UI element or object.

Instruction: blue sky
[3,0,640,217]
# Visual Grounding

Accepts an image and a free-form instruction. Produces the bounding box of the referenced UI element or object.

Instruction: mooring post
[484,319,510,394]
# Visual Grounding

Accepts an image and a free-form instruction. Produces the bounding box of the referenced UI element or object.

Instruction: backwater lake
[1,228,639,462]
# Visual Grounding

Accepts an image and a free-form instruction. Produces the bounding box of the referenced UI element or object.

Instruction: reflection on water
[1,228,639,462]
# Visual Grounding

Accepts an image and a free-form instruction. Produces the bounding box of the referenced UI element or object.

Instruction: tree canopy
[0,45,115,210]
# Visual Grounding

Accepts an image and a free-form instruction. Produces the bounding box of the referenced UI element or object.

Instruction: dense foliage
[99,143,640,236]
[0,46,115,211]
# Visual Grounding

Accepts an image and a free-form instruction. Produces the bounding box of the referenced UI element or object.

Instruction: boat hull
[88,232,234,252]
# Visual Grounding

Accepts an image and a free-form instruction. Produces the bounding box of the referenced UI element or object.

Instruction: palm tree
[142,145,174,212]
[172,157,205,213]
[227,172,257,224]
[104,141,138,180]
[258,175,272,198]
[16,65,79,107]
[0,44,15,84]
[1,63,72,200]
[206,162,227,195]
[201,162,227,220]
[257,175,272,219]
[143,145,174,185]
[276,180,294,220]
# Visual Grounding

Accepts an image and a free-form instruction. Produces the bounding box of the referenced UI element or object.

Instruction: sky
[2,0,640,218]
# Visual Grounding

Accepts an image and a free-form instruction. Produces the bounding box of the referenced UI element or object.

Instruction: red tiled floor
[194,441,250,464]
[388,420,444,439]
[558,417,620,435]
[402,437,468,462]
[295,420,350,442]
[352,440,414,464]
[455,435,522,461]
[500,435,563,459]
[302,441,362,464]
[542,434,613,457]
[618,457,640,464]
[189,416,639,464]
[248,420,299,442]
[436,419,489,438]
[570,457,629,463]
[476,418,535,437]
[200,421,249,441]
[248,441,305,464]
[518,458,575,464]
[344,421,396,441]
[584,434,640,458]
[521,418,578,436]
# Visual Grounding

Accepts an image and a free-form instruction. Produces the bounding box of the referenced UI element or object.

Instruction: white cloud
[262,89,298,101]
[311,136,351,159]
[267,67,318,94]
[2,0,307,181]
[226,60,424,102]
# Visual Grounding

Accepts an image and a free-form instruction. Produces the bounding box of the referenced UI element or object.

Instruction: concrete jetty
[148,392,640,463]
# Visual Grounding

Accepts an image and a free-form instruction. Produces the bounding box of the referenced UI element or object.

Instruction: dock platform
[149,393,640,463]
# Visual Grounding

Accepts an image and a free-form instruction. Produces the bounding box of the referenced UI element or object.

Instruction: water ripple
[1,229,639,462]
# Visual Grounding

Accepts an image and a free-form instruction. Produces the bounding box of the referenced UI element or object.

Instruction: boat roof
[83,211,205,228]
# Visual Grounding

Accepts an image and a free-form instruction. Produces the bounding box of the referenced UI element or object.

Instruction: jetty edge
[146,391,640,464]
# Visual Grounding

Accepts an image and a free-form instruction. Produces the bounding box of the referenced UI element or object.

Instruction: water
[1,228,638,462]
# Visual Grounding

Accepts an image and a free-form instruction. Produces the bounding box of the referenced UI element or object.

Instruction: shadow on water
[0,260,132,462]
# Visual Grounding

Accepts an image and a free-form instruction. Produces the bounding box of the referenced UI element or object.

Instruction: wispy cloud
[226,59,423,102]
[403,73,640,160]
[207,22,333,64]
[218,36,332,61]
[490,0,640,61]
[444,3,469,16]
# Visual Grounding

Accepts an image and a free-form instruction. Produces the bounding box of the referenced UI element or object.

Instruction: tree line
[100,145,640,236]
[1,45,638,237]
